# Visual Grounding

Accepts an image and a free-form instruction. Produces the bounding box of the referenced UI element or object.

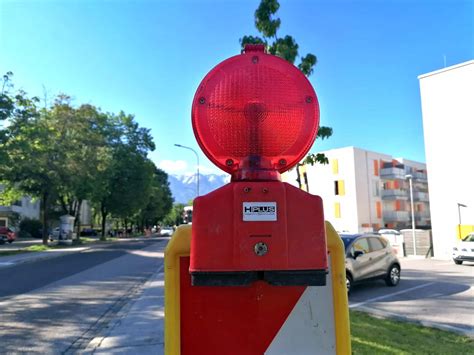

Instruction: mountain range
[168,173,230,204]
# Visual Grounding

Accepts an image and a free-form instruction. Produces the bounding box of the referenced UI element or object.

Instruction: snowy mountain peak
[168,173,230,203]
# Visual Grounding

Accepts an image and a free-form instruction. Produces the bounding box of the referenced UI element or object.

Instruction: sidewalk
[85,265,165,354]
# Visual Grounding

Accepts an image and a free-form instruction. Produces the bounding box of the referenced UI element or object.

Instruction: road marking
[349,282,436,309]
[0,262,15,267]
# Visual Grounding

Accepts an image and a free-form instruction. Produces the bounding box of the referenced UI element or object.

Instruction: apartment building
[284,146,430,234]
[419,60,474,259]
[0,195,40,227]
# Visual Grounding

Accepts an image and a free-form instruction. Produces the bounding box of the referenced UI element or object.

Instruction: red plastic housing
[190,181,328,286]
[192,45,319,179]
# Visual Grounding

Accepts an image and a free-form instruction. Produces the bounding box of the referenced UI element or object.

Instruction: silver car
[341,233,401,293]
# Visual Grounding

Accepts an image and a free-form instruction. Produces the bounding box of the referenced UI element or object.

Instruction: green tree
[137,167,173,229]
[162,203,186,227]
[0,75,60,244]
[46,98,111,240]
[91,111,156,239]
[240,0,332,167]
[1,73,158,243]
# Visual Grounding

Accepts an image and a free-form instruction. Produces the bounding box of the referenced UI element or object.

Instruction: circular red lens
[192,48,319,175]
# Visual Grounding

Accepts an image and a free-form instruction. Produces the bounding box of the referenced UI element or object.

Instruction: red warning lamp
[190,45,327,287]
[192,44,320,181]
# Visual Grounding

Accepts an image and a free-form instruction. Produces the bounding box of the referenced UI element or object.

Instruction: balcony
[413,172,428,182]
[381,189,408,200]
[383,211,410,222]
[380,167,406,180]
[413,192,429,202]
[415,211,430,220]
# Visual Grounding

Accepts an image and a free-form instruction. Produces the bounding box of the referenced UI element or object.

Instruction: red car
[0,226,16,244]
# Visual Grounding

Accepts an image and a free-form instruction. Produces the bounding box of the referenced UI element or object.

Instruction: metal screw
[244,187,251,193]
[262,187,268,193]
[279,159,287,166]
[305,96,313,103]
[254,242,268,256]
[252,56,259,64]
[199,97,206,104]
[226,159,234,166]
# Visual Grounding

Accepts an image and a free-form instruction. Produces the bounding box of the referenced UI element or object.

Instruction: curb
[354,305,474,338]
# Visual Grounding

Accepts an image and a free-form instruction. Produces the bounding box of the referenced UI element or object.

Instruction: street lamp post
[405,174,416,256]
[174,144,200,197]
[457,203,467,238]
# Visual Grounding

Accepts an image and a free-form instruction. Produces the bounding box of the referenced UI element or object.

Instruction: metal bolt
[199,97,206,104]
[244,187,251,193]
[305,96,313,103]
[279,159,287,166]
[254,242,268,256]
[262,187,269,193]
[226,159,234,166]
[252,56,259,64]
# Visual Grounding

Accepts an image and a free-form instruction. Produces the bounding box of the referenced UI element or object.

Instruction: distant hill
[168,173,230,204]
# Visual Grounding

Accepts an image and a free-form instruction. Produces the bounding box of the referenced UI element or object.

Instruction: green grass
[350,310,473,354]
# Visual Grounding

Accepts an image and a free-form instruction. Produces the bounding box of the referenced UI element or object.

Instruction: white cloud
[158,160,188,173]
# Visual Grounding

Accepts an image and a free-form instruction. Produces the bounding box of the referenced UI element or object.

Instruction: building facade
[418,60,474,259]
[0,194,40,227]
[284,146,430,234]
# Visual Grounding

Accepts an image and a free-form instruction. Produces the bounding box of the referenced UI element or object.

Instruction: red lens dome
[192,45,319,177]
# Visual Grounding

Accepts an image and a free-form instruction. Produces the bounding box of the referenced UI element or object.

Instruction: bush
[19,218,43,239]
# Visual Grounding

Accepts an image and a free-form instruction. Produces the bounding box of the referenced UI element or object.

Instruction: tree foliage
[0,73,173,243]
[240,0,332,168]
[162,203,186,227]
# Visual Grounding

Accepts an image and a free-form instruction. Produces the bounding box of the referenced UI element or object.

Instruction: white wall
[302,147,361,233]
[353,148,390,232]
[419,60,474,259]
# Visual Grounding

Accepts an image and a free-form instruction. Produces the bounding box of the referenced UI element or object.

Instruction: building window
[332,159,339,174]
[374,160,379,176]
[376,201,382,219]
[373,180,379,196]
[334,180,345,196]
[12,200,22,207]
[0,219,6,227]
[334,202,341,218]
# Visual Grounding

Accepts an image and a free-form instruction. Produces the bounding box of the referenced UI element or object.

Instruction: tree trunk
[74,200,82,241]
[100,202,108,241]
[124,219,128,237]
[41,192,49,245]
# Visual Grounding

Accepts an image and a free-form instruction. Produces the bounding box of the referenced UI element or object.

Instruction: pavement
[84,265,165,354]
[0,245,474,354]
[349,257,474,337]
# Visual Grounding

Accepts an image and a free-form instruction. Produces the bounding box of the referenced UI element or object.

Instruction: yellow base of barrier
[164,222,351,354]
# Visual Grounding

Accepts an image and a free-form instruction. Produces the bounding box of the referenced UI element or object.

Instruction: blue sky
[1,0,472,176]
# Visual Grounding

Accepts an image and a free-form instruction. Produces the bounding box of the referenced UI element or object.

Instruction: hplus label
[243,202,277,221]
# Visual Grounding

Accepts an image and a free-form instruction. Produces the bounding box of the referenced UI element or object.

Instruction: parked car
[341,233,401,294]
[0,226,17,244]
[160,226,174,236]
[80,228,98,237]
[452,233,474,265]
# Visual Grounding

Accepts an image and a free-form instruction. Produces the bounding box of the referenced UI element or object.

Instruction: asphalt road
[0,238,167,353]
[349,258,474,336]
